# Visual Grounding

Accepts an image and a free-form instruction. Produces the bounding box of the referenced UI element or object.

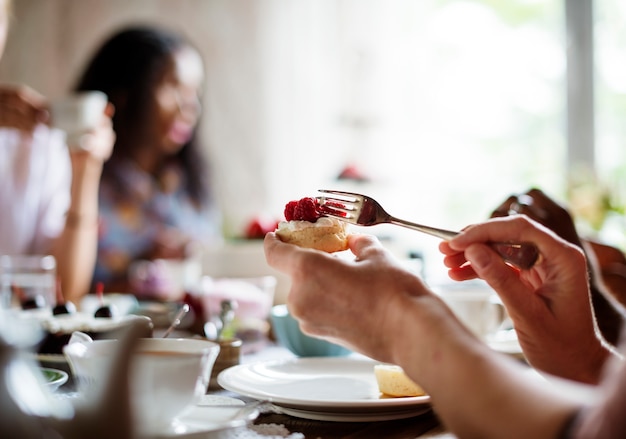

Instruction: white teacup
[63,337,220,435]
[435,284,507,340]
[50,91,108,149]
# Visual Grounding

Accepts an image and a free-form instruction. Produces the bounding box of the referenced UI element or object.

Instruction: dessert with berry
[275,197,349,253]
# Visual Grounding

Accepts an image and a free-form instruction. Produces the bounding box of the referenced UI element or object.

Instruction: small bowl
[40,367,69,391]
[270,304,351,357]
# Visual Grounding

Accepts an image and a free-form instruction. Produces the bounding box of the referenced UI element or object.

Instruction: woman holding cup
[73,26,222,297]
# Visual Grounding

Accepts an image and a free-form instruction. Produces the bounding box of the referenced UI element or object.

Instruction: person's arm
[52,105,115,303]
[585,240,626,308]
[583,240,626,344]
[264,232,588,439]
[393,294,585,439]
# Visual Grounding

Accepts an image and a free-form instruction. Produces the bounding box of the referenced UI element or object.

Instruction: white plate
[81,293,139,316]
[218,357,431,422]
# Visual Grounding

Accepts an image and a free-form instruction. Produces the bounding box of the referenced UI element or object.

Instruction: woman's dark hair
[75,25,209,206]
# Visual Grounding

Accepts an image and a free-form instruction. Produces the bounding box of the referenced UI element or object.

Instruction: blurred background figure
[73,26,222,299]
[0,0,115,304]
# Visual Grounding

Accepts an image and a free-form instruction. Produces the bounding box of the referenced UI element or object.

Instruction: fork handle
[388,218,540,270]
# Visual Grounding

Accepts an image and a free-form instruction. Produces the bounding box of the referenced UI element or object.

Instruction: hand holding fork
[317,190,540,270]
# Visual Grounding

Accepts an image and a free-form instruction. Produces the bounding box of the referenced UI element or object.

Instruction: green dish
[40,367,69,391]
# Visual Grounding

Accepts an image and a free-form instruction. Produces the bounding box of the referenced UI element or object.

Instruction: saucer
[142,396,259,438]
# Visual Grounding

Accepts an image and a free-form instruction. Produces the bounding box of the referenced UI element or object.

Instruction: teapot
[0,320,148,439]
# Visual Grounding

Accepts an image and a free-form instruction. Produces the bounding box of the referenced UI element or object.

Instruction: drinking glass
[0,255,56,310]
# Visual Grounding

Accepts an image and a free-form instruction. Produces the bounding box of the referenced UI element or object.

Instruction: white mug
[50,91,108,149]
[0,254,56,310]
[64,337,220,436]
[435,284,507,340]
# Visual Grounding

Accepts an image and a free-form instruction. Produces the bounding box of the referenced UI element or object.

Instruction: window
[263,0,569,276]
[593,0,626,248]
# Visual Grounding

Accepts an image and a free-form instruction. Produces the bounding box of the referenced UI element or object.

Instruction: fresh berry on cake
[275,197,349,253]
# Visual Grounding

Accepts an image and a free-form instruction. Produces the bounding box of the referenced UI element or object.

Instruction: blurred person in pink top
[0,0,115,304]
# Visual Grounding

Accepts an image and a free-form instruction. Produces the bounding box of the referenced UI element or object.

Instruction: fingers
[491,195,518,218]
[264,232,315,273]
[461,244,535,314]
[449,216,572,278]
[0,85,49,132]
[446,264,480,281]
[447,215,587,292]
[492,191,547,219]
[347,234,384,261]
[489,188,584,246]
[68,106,116,160]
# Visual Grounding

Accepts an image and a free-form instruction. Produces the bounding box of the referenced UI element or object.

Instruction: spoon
[216,300,237,340]
[162,304,190,338]
[203,300,238,341]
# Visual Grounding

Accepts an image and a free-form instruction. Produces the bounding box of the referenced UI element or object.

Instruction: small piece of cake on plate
[275,197,349,253]
[374,364,426,397]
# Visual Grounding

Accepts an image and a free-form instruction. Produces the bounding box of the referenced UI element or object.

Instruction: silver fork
[317,189,540,270]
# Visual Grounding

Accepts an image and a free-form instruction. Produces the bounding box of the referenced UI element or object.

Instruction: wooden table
[251,410,447,438]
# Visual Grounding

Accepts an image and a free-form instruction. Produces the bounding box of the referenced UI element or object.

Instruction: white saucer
[142,396,258,439]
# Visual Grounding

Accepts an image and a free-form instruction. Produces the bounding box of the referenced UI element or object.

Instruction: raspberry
[318,200,347,217]
[284,201,298,221]
[284,197,323,222]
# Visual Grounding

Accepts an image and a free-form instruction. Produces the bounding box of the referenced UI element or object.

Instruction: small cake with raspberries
[275,197,349,253]
[374,364,426,398]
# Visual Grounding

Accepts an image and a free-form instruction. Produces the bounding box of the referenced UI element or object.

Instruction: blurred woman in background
[74,26,222,297]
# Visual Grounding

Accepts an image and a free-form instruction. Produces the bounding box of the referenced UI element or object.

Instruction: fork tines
[316,189,363,221]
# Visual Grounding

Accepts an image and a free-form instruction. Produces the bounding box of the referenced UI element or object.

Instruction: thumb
[348,234,383,260]
[464,244,531,312]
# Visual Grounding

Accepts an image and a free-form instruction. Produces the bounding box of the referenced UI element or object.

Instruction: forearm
[52,154,103,303]
[583,241,626,346]
[390,295,585,439]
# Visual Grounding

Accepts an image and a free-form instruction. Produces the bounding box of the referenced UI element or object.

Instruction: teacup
[270,304,351,357]
[435,283,508,340]
[50,91,108,149]
[63,337,219,435]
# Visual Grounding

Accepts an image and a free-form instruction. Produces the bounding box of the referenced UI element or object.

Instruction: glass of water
[0,255,56,310]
